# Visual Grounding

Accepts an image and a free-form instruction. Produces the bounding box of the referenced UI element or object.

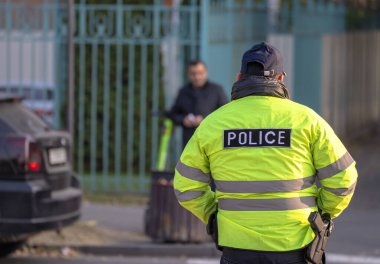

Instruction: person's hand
[194,115,203,127]
[183,114,203,127]
[183,114,196,128]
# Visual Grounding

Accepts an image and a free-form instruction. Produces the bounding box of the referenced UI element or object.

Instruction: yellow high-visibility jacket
[173,95,357,252]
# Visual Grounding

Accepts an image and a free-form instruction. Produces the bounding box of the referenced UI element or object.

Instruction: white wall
[0,30,55,86]
[322,31,380,140]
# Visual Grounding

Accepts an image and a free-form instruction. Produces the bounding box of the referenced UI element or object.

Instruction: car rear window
[0,102,49,134]
[0,86,53,100]
[0,119,14,135]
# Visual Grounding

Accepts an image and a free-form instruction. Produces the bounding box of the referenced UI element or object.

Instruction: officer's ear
[277,73,285,82]
[236,73,244,81]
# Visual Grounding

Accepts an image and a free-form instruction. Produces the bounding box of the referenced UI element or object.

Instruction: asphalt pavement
[81,203,149,243]
[328,133,380,256]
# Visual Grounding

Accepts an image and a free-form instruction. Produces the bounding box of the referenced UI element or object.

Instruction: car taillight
[27,141,42,172]
[28,162,41,171]
[1,136,42,175]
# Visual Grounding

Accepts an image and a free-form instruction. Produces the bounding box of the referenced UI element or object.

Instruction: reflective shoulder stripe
[175,161,211,183]
[323,181,357,196]
[317,152,354,180]
[174,189,204,202]
[215,176,315,194]
[218,196,316,211]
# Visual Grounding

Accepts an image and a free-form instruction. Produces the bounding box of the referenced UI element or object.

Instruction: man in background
[169,60,227,148]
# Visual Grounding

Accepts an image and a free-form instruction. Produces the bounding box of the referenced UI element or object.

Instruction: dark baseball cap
[240,42,284,77]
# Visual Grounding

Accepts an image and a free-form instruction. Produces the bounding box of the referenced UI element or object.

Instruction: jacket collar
[231,76,289,100]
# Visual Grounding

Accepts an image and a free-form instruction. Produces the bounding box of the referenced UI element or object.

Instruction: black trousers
[220,247,308,264]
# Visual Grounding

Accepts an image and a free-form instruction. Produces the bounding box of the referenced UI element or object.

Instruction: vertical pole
[77,0,86,187]
[114,0,123,191]
[67,0,75,154]
[190,0,197,59]
[151,0,160,172]
[127,43,135,190]
[102,41,110,190]
[53,0,60,127]
[90,41,98,191]
[139,44,147,191]
[200,0,209,64]
[5,0,11,89]
[226,0,234,90]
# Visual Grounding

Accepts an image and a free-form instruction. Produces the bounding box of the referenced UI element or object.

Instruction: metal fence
[73,0,200,192]
[1,0,380,193]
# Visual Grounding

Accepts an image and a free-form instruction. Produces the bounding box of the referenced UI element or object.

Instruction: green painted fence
[73,0,201,192]
[1,0,379,193]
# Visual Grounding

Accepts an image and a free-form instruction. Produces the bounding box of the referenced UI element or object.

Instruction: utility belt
[306,211,334,264]
[206,210,334,264]
[206,210,223,251]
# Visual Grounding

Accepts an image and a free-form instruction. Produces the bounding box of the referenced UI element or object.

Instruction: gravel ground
[14,202,150,257]
[28,221,146,246]
[14,217,149,257]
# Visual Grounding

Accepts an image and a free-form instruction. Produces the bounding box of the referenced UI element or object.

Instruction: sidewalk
[26,202,220,258]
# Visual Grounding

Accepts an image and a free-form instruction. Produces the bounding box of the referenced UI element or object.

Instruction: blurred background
[1,0,380,263]
[1,0,379,193]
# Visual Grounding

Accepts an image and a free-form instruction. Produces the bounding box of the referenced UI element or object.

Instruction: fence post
[200,0,209,65]
[67,0,75,159]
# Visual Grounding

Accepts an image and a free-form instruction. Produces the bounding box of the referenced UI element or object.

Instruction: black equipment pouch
[306,211,334,264]
[206,211,223,251]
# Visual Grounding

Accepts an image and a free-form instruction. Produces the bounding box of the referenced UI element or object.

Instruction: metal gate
[73,0,200,192]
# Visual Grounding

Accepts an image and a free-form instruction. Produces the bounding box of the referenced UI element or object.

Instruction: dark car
[0,93,82,256]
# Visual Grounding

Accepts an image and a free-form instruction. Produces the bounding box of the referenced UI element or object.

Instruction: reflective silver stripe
[317,152,354,180]
[175,161,211,183]
[174,189,204,202]
[215,176,315,193]
[218,196,316,211]
[323,182,357,196]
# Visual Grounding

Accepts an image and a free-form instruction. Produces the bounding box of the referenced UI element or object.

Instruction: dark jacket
[169,81,227,147]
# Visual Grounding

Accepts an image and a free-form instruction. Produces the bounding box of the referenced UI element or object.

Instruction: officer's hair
[187,60,207,69]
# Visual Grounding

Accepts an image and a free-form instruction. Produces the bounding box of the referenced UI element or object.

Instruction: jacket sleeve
[217,85,228,108]
[173,128,216,224]
[312,116,358,219]
[169,90,186,126]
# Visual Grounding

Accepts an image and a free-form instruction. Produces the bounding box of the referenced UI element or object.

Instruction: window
[0,103,49,134]
[0,119,14,135]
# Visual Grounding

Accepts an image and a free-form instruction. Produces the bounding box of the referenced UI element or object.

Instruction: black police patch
[223,129,291,148]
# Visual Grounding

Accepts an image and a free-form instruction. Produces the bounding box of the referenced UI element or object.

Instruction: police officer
[173,43,358,264]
